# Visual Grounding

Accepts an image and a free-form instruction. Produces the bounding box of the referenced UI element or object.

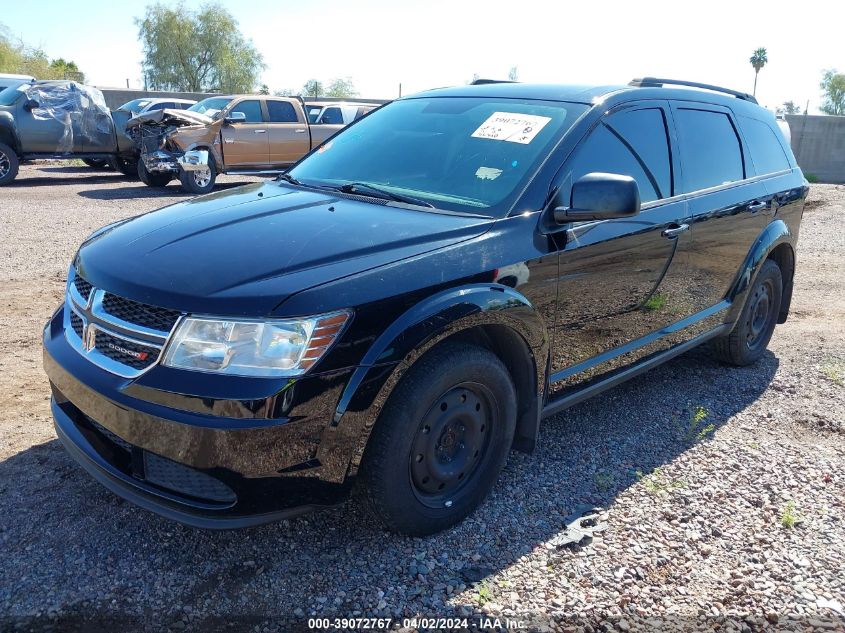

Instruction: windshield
[0,83,26,106]
[118,98,151,112]
[288,97,587,216]
[188,97,232,119]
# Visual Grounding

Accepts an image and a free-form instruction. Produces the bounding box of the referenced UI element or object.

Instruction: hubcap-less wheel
[410,383,495,508]
[193,168,211,189]
[746,278,775,350]
[0,150,9,179]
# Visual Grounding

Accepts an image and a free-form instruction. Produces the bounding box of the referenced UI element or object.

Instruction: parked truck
[0,80,138,186]
[127,95,368,194]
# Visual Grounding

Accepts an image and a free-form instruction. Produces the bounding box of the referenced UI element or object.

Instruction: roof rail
[471,79,517,85]
[629,77,758,104]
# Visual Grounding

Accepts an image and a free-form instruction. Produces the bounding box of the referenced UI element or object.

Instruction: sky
[2,0,842,113]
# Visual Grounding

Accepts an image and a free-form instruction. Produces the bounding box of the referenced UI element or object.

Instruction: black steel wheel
[0,142,20,186]
[713,259,782,366]
[409,383,496,507]
[360,342,516,536]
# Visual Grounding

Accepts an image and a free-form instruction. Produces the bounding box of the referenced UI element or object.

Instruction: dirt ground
[0,164,843,631]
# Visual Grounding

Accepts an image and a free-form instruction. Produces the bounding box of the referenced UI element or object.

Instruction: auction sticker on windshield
[471,112,551,144]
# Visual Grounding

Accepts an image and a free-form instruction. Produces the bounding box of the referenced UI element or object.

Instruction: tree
[302,79,323,98]
[326,77,358,98]
[49,58,84,82]
[274,88,294,97]
[0,24,85,81]
[749,47,768,97]
[136,2,264,93]
[820,69,845,116]
[508,66,519,81]
[780,100,801,115]
[258,83,269,95]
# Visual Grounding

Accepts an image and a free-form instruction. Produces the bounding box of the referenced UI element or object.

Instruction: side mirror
[553,172,641,223]
[24,98,40,111]
[224,111,246,124]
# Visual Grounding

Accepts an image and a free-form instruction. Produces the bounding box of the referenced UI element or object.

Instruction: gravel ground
[0,164,843,632]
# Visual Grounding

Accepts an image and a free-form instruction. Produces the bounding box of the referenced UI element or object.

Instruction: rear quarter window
[739,116,791,175]
[674,108,744,193]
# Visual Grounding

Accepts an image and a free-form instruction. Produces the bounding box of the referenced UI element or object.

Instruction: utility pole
[398,83,402,98]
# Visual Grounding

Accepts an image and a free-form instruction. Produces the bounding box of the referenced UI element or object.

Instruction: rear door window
[567,107,672,204]
[267,100,298,122]
[739,116,790,176]
[674,108,744,192]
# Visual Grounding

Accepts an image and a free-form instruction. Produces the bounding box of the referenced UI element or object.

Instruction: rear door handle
[662,223,690,238]
[294,129,307,133]
[254,129,267,134]
[748,200,768,213]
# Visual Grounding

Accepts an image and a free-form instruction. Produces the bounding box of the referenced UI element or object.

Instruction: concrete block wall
[97,88,388,111]
[786,114,845,184]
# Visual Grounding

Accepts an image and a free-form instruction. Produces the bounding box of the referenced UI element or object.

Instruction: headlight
[162,311,351,377]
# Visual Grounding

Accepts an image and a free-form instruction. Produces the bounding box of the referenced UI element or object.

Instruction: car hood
[75,182,494,316]
[125,108,213,129]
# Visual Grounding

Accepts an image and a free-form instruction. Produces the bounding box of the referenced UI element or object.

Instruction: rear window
[739,116,791,176]
[674,108,744,193]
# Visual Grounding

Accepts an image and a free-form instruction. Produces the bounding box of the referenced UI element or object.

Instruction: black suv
[43,78,806,535]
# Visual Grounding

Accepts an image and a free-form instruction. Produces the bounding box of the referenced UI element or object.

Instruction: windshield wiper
[338,182,434,208]
[278,173,304,186]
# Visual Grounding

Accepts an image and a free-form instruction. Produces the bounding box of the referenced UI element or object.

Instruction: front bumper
[43,306,357,528]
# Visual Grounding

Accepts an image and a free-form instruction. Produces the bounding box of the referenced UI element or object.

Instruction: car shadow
[0,346,779,629]
[8,168,126,187]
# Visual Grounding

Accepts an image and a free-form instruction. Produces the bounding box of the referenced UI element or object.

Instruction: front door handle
[254,129,267,134]
[294,129,307,133]
[748,200,768,213]
[662,223,690,239]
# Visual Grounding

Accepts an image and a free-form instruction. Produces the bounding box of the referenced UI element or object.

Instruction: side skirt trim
[542,323,730,419]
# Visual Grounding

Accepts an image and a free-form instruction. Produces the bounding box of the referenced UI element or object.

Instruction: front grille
[93,329,159,370]
[144,452,236,503]
[90,419,133,453]
[74,276,93,302]
[69,311,84,338]
[102,293,181,332]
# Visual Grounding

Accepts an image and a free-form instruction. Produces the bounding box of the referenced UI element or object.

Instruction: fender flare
[725,219,795,324]
[0,113,21,154]
[316,284,550,482]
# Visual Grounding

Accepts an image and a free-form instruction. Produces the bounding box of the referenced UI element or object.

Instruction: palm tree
[749,47,768,97]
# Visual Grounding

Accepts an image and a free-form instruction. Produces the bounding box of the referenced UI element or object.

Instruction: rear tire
[179,154,216,194]
[360,342,516,536]
[137,159,173,188]
[0,142,20,186]
[713,259,782,366]
[108,156,139,179]
[82,158,110,169]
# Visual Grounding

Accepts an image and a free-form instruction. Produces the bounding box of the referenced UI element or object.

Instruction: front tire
[179,154,216,194]
[0,142,20,186]
[137,159,173,188]
[713,259,782,366]
[360,342,516,536]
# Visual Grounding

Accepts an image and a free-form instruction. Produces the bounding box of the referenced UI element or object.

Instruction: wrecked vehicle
[0,80,137,185]
[305,101,379,124]
[127,95,353,194]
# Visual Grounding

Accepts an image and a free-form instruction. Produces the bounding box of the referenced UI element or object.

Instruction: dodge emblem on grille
[107,342,149,361]
[83,325,97,352]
